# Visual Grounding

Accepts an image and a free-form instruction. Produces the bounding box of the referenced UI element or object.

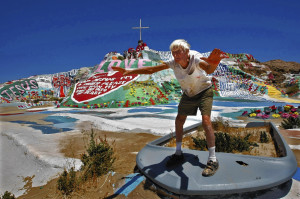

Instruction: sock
[175,142,182,155]
[208,146,217,162]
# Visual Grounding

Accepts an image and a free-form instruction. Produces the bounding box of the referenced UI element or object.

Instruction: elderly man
[112,39,227,176]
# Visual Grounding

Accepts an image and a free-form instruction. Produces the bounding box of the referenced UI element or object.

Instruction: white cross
[132,19,149,41]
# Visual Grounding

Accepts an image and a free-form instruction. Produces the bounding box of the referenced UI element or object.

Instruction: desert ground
[0,104,299,198]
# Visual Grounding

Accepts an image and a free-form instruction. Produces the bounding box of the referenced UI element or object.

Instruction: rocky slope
[262,60,300,87]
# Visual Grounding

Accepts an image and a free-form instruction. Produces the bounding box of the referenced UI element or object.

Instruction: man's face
[172,48,189,64]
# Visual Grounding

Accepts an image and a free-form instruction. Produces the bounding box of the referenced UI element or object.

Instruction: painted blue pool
[38,109,86,114]
[30,124,72,134]
[128,108,163,113]
[44,115,78,124]
[10,116,78,134]
[220,108,253,120]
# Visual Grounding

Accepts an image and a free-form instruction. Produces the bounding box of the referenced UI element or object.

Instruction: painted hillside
[1,48,300,109]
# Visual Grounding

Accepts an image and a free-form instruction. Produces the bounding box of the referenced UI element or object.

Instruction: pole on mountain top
[132,19,149,40]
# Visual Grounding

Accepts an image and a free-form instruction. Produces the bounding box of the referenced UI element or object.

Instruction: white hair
[169,39,191,51]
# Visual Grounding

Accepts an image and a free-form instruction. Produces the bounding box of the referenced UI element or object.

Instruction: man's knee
[202,115,213,132]
[202,115,212,125]
[176,114,187,125]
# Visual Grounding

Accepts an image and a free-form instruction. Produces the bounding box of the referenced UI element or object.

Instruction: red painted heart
[71,72,139,103]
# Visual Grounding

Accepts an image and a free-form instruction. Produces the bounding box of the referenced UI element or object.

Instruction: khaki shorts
[178,87,213,116]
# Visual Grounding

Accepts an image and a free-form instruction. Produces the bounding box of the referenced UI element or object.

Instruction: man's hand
[201,49,228,66]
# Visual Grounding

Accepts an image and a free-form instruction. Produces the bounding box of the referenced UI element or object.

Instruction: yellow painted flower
[284,106,291,112]
[294,112,299,115]
[272,114,280,118]
[249,113,256,117]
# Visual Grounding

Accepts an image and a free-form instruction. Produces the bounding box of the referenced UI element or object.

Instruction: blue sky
[1,0,299,83]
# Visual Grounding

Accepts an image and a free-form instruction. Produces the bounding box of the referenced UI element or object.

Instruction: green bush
[212,117,230,131]
[281,117,300,129]
[1,191,15,199]
[80,130,115,181]
[192,137,207,150]
[192,132,258,153]
[260,131,269,143]
[56,129,116,196]
[57,167,77,196]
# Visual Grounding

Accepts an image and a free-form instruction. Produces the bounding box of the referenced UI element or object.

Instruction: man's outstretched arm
[112,63,170,75]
